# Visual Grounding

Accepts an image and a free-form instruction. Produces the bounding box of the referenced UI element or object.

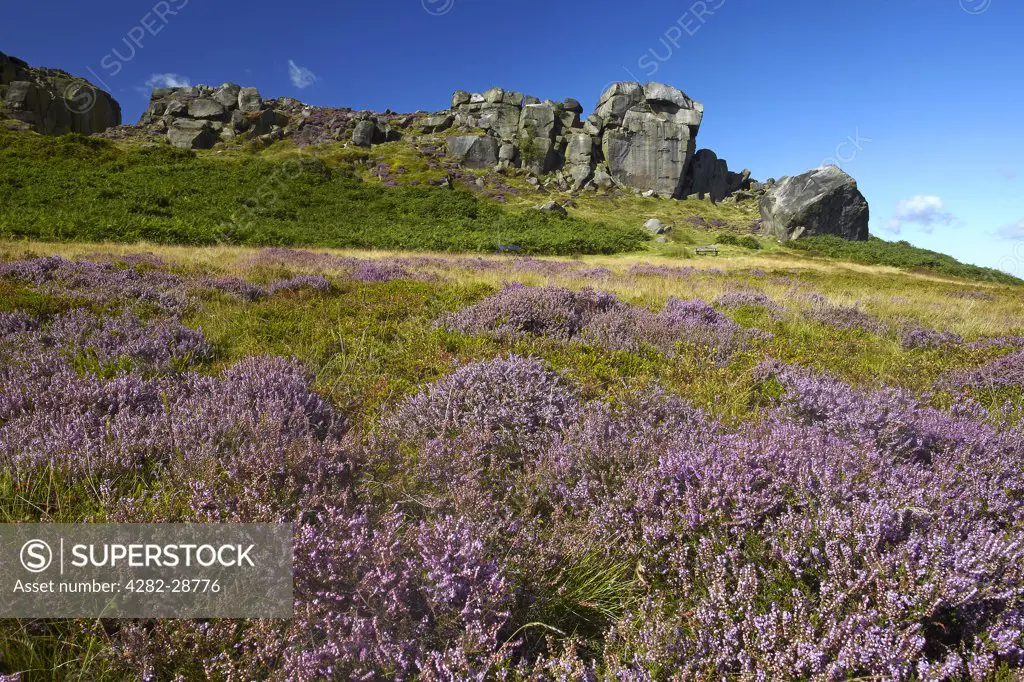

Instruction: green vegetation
[0,131,647,255]
[788,234,1018,284]
[1,129,1016,286]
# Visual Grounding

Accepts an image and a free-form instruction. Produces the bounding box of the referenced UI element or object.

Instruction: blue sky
[3,0,1022,273]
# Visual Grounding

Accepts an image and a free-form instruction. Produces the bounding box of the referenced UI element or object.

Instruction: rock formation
[439,82,732,199]
[0,52,120,135]
[759,166,869,242]
[0,54,871,242]
[138,84,282,148]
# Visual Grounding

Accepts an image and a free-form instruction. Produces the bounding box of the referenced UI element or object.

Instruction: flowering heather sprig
[47,309,212,372]
[349,260,414,282]
[943,349,1024,391]
[385,354,581,456]
[441,285,757,358]
[0,256,189,315]
[713,289,781,312]
[900,325,963,350]
[575,266,613,279]
[0,310,39,335]
[267,274,332,295]
[947,288,996,301]
[286,507,515,680]
[968,335,1024,351]
[240,247,354,271]
[806,299,888,334]
[627,263,697,279]
[197,275,268,301]
[439,283,623,341]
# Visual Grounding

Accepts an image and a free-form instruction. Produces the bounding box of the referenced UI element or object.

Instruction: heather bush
[267,274,332,294]
[713,289,781,312]
[384,354,581,457]
[805,298,888,334]
[438,283,623,341]
[944,349,1024,392]
[440,285,757,359]
[900,325,964,350]
[4,251,1024,680]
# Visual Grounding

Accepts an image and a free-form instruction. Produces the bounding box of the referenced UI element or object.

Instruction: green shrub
[738,236,761,250]
[716,233,740,246]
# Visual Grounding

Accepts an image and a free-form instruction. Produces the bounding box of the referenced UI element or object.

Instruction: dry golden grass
[5,239,1022,340]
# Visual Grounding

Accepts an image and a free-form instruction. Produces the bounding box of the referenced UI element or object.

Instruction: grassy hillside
[789,234,1018,285]
[0,130,646,255]
[0,128,1015,285]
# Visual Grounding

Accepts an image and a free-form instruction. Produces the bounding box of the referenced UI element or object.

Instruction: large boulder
[167,119,217,149]
[1,51,121,135]
[595,82,703,198]
[565,133,596,188]
[352,120,376,147]
[452,87,524,141]
[188,98,228,121]
[212,83,241,109]
[447,135,499,169]
[759,166,869,242]
[518,103,557,174]
[237,87,262,113]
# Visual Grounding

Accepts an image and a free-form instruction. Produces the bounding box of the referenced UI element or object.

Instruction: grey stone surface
[535,200,568,216]
[446,135,499,169]
[518,103,557,174]
[593,81,703,198]
[167,119,217,149]
[644,218,669,234]
[188,98,228,121]
[759,166,869,242]
[238,87,262,113]
[1,51,121,136]
[213,83,241,109]
[352,120,377,147]
[420,112,454,133]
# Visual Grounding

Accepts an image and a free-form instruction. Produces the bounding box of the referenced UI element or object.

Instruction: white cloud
[996,219,1024,241]
[885,195,958,234]
[288,59,317,89]
[144,73,191,89]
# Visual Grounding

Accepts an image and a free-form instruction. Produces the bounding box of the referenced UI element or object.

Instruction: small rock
[644,218,669,234]
[535,201,568,217]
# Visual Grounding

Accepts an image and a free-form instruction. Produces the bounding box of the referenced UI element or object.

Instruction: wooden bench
[695,245,720,256]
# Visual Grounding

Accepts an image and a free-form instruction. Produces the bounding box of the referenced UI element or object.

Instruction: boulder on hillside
[188,98,228,121]
[595,82,703,198]
[447,135,499,169]
[1,51,121,135]
[518,103,558,174]
[167,119,217,149]
[238,87,262,113]
[352,120,376,147]
[759,166,869,242]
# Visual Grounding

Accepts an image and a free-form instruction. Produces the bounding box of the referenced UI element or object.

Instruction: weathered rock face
[447,135,499,169]
[441,81,717,198]
[593,82,703,198]
[0,51,121,135]
[139,83,294,149]
[167,119,218,150]
[759,166,869,242]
